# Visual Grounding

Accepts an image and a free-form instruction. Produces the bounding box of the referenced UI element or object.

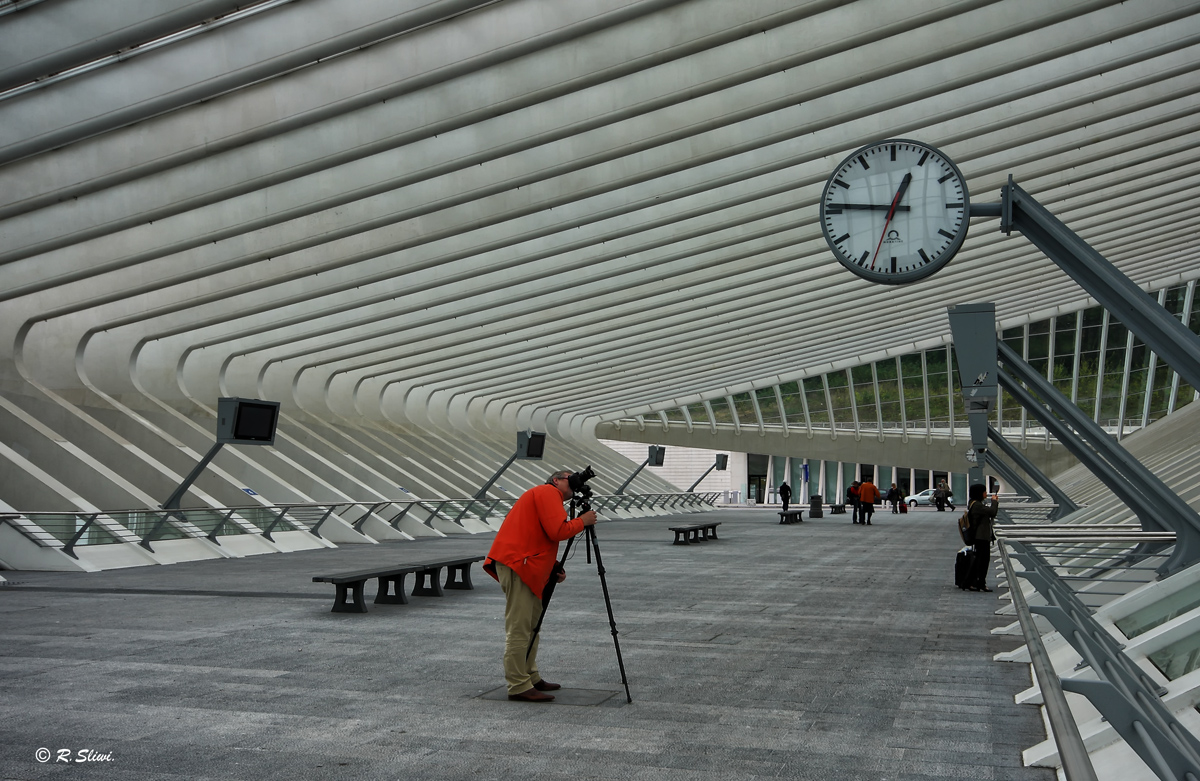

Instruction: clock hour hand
[828,203,911,212]
[870,173,913,270]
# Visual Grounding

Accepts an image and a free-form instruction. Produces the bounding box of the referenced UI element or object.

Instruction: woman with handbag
[964,484,999,592]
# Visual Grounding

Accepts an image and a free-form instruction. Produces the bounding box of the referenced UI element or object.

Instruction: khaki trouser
[496,562,544,695]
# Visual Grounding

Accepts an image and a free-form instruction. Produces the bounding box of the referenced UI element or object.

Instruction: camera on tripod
[567,465,595,497]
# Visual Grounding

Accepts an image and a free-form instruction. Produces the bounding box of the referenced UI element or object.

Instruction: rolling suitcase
[898,501,908,514]
[954,546,975,589]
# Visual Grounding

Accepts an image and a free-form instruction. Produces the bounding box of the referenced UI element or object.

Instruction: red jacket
[484,484,585,599]
[858,481,879,503]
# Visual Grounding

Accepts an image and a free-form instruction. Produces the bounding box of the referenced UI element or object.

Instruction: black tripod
[526,492,632,703]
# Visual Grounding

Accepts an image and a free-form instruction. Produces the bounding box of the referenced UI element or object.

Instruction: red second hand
[870,173,912,270]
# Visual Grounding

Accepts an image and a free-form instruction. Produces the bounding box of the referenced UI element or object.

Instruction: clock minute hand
[870,173,913,270]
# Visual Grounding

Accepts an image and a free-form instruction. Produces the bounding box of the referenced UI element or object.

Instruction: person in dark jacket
[885,483,902,513]
[964,483,999,592]
[779,481,792,512]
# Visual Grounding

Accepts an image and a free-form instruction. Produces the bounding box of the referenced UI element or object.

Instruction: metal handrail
[8,492,719,550]
[1002,538,1200,780]
[997,539,1098,781]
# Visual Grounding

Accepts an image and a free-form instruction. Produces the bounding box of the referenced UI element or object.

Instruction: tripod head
[567,465,595,513]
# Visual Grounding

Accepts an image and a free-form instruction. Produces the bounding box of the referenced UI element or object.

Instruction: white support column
[1094,310,1110,424]
[1170,280,1196,414]
[1141,289,1167,429]
[726,396,740,436]
[1071,311,1083,404]
[920,350,931,442]
[870,361,883,441]
[945,345,955,446]
[822,374,836,441]
[799,378,813,438]
[774,384,788,437]
[1116,326,1135,441]
[1020,323,1030,449]
[847,368,860,440]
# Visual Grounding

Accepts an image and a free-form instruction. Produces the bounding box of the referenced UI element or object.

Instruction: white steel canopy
[2,0,1199,439]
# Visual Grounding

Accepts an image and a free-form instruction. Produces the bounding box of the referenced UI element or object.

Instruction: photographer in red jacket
[483,470,597,702]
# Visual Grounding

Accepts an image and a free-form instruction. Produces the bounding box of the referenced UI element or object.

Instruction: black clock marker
[918,151,929,166]
[858,155,869,170]
[946,202,964,209]
[938,172,955,184]
[937,228,955,239]
[890,145,896,161]
[890,257,897,273]
[858,251,870,265]
[918,248,930,263]
[834,178,849,189]
[835,233,850,245]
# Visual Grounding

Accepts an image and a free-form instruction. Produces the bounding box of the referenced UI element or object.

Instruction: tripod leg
[587,525,632,703]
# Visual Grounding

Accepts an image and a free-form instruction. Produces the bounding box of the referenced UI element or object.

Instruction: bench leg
[673,530,688,545]
[333,581,368,613]
[412,566,445,597]
[374,573,409,604]
[444,563,475,590]
[689,529,700,543]
[708,526,718,540]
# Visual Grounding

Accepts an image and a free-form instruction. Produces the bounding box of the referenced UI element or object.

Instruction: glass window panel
[804,377,829,428]
[900,354,925,428]
[1191,288,1200,336]
[756,387,781,426]
[709,397,734,425]
[826,371,854,427]
[1148,362,1174,423]
[1027,319,1050,377]
[730,392,755,425]
[1115,581,1200,639]
[925,349,950,429]
[1124,340,1150,424]
[1001,327,1024,355]
[664,407,686,423]
[877,360,902,430]
[687,403,709,424]
[851,364,876,429]
[1099,320,1128,423]
[1148,631,1200,681]
[778,381,805,426]
[1165,285,1188,318]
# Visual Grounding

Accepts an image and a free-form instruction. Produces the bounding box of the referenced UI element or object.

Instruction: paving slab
[0,506,1053,780]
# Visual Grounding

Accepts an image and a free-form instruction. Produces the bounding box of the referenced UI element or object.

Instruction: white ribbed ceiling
[2,0,1199,435]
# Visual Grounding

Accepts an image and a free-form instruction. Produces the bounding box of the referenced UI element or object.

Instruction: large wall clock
[819,139,970,285]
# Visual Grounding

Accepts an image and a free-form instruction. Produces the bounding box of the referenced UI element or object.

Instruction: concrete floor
[0,506,1052,780]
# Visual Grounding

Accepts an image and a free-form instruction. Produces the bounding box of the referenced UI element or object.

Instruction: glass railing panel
[1115,581,1200,639]
[1147,630,1200,681]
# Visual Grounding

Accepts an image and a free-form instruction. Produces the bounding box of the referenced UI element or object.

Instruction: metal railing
[0,492,720,556]
[998,531,1200,780]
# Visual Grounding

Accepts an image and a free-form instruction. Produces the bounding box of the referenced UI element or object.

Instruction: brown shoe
[533,680,561,691]
[508,688,554,702]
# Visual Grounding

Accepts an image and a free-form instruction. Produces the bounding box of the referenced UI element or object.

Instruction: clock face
[819,139,970,285]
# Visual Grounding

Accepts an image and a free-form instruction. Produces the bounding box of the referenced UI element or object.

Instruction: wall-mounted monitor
[517,430,546,460]
[715,454,728,470]
[217,398,281,446]
[649,445,666,467]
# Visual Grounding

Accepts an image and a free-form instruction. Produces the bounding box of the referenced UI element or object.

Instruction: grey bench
[778,510,804,524]
[670,522,721,545]
[312,555,483,613]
